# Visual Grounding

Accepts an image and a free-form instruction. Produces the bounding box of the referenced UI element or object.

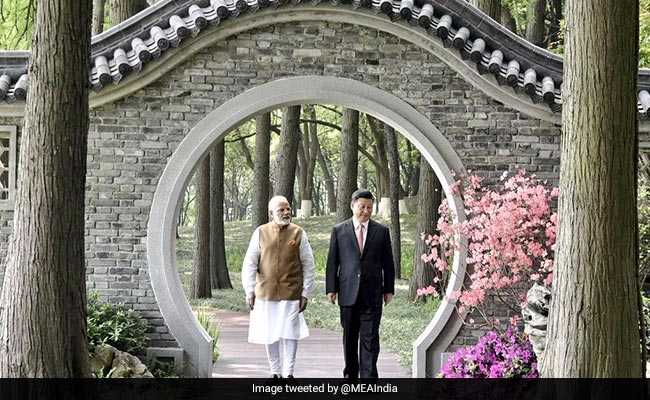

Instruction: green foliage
[641,0,650,68]
[502,0,528,34]
[87,292,149,354]
[0,0,34,49]
[639,182,650,279]
[643,296,650,354]
[196,310,220,362]
[146,359,179,378]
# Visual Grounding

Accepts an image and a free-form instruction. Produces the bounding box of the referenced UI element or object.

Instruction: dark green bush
[147,359,179,378]
[87,292,149,354]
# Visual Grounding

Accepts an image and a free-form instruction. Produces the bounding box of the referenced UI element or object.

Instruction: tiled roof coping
[0,0,648,116]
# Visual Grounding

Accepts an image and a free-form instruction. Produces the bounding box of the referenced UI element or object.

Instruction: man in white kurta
[242,195,315,378]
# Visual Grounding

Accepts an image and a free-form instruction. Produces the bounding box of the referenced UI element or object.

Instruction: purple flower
[440,328,538,378]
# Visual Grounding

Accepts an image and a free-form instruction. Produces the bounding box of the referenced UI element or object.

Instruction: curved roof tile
[0,0,648,116]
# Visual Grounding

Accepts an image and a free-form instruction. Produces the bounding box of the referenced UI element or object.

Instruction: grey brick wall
[0,21,561,349]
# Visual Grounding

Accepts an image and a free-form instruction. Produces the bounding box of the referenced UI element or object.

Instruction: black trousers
[339,300,382,378]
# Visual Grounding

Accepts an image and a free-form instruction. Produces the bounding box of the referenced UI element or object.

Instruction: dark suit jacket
[325,218,395,307]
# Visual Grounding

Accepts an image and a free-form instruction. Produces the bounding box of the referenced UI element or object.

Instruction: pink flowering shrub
[440,328,538,378]
[419,170,558,322]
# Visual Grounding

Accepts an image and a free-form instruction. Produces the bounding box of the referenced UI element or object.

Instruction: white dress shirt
[352,217,369,250]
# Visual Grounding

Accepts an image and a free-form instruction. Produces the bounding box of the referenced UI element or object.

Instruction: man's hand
[247,295,255,310]
[327,292,337,304]
[383,293,393,305]
[299,296,308,313]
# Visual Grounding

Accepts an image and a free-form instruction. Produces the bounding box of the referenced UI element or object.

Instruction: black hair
[351,189,374,202]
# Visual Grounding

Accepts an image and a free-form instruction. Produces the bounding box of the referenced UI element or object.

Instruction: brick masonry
[0,22,561,352]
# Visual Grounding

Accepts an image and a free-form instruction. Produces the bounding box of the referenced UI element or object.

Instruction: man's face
[351,198,373,223]
[271,200,292,226]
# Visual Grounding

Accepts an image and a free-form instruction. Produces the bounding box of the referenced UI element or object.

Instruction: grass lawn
[177,214,440,372]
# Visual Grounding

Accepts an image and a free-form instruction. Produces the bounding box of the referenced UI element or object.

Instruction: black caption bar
[0,378,647,400]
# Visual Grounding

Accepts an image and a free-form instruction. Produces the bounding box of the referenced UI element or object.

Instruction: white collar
[352,217,368,230]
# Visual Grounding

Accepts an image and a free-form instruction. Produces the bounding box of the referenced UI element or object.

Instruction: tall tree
[0,0,91,377]
[471,0,501,20]
[548,0,564,48]
[384,124,402,279]
[366,115,389,200]
[92,0,105,35]
[526,0,547,47]
[315,136,337,214]
[408,158,442,301]
[109,0,147,25]
[403,142,421,196]
[297,105,319,218]
[541,0,641,377]
[336,109,359,223]
[501,4,518,33]
[253,113,271,228]
[210,142,231,289]
[191,157,212,299]
[274,106,301,206]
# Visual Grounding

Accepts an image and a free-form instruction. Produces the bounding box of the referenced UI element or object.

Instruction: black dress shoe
[272,374,281,379]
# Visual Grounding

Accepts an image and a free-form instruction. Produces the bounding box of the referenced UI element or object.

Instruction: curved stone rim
[146,75,467,377]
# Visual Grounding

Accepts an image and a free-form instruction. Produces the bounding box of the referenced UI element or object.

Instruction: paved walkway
[210,310,410,378]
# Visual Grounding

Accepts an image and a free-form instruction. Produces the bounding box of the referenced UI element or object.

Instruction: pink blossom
[420,170,557,320]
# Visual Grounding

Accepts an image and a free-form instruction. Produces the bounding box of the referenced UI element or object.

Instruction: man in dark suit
[326,189,395,378]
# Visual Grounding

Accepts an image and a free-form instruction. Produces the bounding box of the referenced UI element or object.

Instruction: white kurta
[242,226,316,344]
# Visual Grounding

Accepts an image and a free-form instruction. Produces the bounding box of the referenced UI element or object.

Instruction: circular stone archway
[147,76,468,377]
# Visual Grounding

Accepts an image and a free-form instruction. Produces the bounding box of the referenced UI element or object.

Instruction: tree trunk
[109,0,147,25]
[367,116,389,199]
[360,162,368,190]
[253,113,271,228]
[526,0,547,48]
[408,158,442,301]
[471,0,501,20]
[548,0,564,48]
[501,4,518,34]
[336,109,359,223]
[315,134,336,214]
[408,150,421,196]
[541,0,640,377]
[274,106,301,205]
[297,106,319,218]
[304,106,319,202]
[210,142,232,290]
[191,157,212,299]
[0,0,91,377]
[92,0,105,35]
[298,121,308,205]
[385,124,402,279]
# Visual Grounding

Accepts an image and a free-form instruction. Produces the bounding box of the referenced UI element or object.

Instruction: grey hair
[268,195,289,212]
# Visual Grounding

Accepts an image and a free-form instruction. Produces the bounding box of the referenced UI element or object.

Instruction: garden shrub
[440,328,538,378]
[197,310,220,362]
[420,170,558,325]
[87,292,149,354]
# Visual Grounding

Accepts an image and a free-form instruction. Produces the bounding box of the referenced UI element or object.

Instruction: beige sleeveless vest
[255,222,304,301]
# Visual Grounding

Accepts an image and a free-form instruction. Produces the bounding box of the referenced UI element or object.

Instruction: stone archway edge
[0,0,649,118]
[147,76,467,377]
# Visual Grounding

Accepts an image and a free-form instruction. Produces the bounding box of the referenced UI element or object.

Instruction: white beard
[273,215,291,226]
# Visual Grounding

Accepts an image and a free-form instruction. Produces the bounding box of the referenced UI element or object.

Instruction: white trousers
[265,338,298,377]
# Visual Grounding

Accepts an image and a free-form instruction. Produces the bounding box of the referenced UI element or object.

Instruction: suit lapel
[361,219,378,259]
[346,219,362,256]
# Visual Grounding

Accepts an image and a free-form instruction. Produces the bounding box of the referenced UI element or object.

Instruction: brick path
[210,310,410,378]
